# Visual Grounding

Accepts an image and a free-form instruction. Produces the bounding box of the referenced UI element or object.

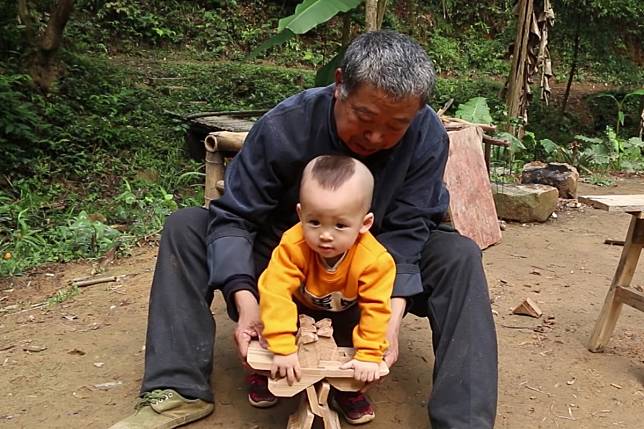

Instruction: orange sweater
[259,223,394,362]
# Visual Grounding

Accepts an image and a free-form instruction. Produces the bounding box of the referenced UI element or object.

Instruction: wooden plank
[247,342,388,378]
[444,126,502,249]
[579,195,644,213]
[268,374,324,397]
[615,286,644,312]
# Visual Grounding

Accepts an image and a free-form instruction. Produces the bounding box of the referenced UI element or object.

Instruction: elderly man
[110,30,497,429]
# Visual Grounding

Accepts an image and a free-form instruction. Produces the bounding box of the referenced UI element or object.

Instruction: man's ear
[334,68,343,98]
[296,203,302,221]
[360,212,374,234]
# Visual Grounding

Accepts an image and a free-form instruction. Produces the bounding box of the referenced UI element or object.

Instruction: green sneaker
[108,389,214,429]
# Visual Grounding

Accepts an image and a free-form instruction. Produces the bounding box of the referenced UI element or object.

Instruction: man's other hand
[234,290,261,365]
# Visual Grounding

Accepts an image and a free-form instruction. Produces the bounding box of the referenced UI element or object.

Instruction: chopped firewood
[512,297,543,318]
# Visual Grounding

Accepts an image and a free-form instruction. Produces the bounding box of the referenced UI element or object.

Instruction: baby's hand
[340,359,381,383]
[271,352,301,386]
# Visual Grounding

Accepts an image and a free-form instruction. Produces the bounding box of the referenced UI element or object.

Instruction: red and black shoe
[246,373,278,408]
[331,390,375,425]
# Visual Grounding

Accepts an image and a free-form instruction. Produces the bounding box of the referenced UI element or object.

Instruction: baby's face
[298,180,372,264]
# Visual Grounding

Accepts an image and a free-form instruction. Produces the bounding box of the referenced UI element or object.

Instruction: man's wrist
[389,297,406,332]
[235,290,259,320]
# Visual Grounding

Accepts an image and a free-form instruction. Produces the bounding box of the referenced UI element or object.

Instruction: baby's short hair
[301,155,374,211]
[306,155,357,190]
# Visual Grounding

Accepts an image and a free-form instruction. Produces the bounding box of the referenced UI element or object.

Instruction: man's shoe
[108,389,213,429]
[246,373,278,408]
[331,390,375,425]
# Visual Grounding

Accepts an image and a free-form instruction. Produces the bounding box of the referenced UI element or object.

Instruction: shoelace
[135,390,171,410]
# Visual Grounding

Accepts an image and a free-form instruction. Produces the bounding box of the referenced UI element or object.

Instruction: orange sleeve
[352,252,395,362]
[259,238,306,356]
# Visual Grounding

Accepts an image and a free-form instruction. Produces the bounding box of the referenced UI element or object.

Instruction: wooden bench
[578,195,644,352]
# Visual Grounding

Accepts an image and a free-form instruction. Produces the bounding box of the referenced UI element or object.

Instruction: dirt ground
[1,179,643,429]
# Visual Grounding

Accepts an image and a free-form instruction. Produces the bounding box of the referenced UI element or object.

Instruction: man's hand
[234,290,261,365]
[340,359,381,383]
[383,297,406,369]
[271,353,301,386]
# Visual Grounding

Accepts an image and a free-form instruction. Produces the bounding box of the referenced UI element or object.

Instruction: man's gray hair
[339,30,436,103]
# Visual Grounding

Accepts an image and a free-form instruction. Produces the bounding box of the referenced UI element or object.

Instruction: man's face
[333,71,422,157]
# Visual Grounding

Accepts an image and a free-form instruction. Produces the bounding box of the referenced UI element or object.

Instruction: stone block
[493,184,559,223]
[521,161,579,198]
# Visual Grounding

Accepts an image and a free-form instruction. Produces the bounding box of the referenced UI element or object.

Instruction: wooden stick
[71,276,117,287]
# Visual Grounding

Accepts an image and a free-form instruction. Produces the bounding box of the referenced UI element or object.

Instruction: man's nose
[364,129,384,145]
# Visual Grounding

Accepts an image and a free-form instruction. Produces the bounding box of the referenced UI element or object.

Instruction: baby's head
[297,155,375,265]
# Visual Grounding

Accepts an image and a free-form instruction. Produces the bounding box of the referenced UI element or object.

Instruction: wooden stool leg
[588,215,643,352]
[315,382,342,429]
[287,392,315,429]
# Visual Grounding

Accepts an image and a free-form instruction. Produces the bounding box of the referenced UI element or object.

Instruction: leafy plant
[455,97,493,124]
[250,0,362,58]
[592,88,644,135]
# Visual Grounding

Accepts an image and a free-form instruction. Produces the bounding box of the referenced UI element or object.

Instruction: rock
[520,162,579,198]
[493,184,559,222]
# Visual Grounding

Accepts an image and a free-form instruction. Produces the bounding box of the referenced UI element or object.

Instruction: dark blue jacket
[206,85,450,320]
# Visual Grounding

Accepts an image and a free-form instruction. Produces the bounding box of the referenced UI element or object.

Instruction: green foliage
[47,285,80,306]
[0,73,43,169]
[250,0,360,59]
[455,97,493,124]
[591,89,644,135]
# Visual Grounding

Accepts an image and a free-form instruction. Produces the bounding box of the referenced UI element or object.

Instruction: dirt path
[1,179,643,428]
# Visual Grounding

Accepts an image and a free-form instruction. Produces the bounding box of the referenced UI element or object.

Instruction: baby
[258,154,394,424]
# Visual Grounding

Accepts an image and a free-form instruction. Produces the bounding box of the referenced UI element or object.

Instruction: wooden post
[505,0,533,138]
[203,131,247,207]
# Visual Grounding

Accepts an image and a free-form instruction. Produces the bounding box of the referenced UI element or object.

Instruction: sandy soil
[1,178,643,429]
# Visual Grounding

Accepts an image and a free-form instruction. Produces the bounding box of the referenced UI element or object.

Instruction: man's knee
[163,207,208,239]
[427,230,482,267]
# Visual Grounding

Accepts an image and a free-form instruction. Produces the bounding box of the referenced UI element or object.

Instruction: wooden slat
[615,286,644,312]
[246,342,388,378]
[579,195,644,213]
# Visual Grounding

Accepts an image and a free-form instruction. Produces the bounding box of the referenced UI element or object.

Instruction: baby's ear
[296,203,302,220]
[360,212,374,233]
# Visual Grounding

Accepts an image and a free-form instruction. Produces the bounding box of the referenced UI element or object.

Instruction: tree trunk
[408,0,418,37]
[561,20,581,115]
[28,0,75,93]
[365,0,378,31]
[505,0,533,138]
[341,12,352,46]
[376,0,388,29]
